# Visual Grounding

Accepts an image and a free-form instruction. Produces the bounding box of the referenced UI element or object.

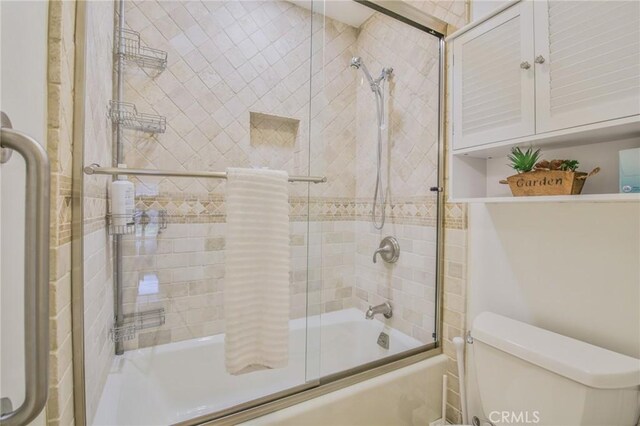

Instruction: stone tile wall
[46,1,76,425]
[81,1,116,423]
[118,220,356,350]
[74,0,470,423]
[39,0,469,424]
[111,0,470,356]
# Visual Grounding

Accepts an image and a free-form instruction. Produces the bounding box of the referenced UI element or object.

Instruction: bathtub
[242,354,447,426]
[93,308,427,425]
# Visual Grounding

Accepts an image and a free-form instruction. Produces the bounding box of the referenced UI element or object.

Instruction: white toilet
[472,312,640,426]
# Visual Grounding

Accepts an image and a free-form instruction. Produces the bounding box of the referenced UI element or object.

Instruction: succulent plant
[559,159,580,171]
[508,147,541,173]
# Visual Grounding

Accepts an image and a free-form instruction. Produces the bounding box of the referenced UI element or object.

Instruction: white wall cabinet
[534,1,640,133]
[452,1,535,150]
[450,0,640,152]
[447,0,640,202]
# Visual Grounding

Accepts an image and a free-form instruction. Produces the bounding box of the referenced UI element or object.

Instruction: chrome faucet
[365,302,393,320]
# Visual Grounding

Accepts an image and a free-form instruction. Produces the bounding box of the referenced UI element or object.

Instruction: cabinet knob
[535,55,546,64]
[520,61,531,70]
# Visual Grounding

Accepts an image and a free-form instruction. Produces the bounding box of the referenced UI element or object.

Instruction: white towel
[224,167,290,375]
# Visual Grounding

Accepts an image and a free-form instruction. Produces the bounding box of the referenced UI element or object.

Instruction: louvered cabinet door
[534,0,640,133]
[452,1,536,150]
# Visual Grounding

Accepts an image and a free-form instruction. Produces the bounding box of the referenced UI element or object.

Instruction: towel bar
[83,164,327,183]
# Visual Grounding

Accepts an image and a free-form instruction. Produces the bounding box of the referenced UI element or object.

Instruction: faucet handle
[373,236,400,264]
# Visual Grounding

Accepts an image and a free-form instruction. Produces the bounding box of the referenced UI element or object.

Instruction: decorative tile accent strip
[132,193,467,229]
[84,178,109,234]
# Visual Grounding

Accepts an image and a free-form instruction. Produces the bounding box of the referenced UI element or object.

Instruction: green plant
[508,147,541,173]
[559,159,580,171]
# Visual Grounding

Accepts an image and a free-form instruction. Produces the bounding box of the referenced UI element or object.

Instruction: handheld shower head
[349,55,394,229]
[350,56,375,86]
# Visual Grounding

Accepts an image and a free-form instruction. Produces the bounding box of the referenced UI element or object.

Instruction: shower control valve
[373,236,400,264]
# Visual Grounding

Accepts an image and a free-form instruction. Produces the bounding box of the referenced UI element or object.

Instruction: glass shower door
[310,1,443,378]
[78,1,322,424]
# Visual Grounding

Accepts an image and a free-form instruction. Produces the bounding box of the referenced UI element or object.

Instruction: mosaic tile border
[127,194,467,229]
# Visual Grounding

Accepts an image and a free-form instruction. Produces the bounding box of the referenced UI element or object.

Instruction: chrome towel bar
[83,164,327,183]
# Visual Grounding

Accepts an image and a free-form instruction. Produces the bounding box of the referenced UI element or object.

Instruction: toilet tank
[471,312,640,426]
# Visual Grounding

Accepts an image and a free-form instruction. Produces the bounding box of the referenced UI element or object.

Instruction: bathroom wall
[113,5,470,422]
[46,1,78,425]
[116,0,360,350]
[470,0,507,21]
[350,10,442,342]
[95,2,469,422]
[115,0,466,351]
[30,0,467,424]
[82,1,115,422]
[467,202,640,357]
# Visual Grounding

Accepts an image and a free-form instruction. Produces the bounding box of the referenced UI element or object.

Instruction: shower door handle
[0,114,50,426]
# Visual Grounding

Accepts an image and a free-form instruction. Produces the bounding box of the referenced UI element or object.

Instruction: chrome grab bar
[83,163,328,183]
[0,114,50,426]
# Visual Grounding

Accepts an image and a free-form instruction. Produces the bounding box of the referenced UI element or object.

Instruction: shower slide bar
[84,164,328,183]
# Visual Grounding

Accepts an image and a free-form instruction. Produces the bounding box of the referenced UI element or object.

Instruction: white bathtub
[243,354,448,426]
[94,308,425,425]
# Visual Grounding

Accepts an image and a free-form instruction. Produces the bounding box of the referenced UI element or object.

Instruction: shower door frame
[70,1,450,425]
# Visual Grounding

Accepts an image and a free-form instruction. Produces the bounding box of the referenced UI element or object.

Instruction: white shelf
[451,193,640,204]
[450,136,640,202]
[452,116,640,159]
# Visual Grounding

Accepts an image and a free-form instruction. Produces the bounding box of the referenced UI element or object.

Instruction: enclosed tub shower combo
[71,1,448,425]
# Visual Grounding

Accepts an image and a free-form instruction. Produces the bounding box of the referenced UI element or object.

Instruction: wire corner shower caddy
[107,101,167,134]
[118,27,168,70]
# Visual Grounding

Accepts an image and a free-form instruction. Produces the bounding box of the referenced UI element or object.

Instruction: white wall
[465,201,640,419]
[470,0,510,21]
[0,1,48,424]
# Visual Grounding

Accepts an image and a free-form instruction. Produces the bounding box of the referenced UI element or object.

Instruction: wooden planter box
[501,168,599,197]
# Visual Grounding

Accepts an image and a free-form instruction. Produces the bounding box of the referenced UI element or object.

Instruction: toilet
[472,312,640,426]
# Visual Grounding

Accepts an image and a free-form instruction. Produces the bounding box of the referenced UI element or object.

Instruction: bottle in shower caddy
[110,164,135,228]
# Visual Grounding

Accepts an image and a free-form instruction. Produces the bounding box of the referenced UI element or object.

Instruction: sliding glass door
[79,1,321,424]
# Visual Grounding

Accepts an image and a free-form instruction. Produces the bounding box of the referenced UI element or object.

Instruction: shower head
[350,56,375,86]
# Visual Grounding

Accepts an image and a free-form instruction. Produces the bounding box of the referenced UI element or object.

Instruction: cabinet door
[452,1,535,150]
[534,1,640,133]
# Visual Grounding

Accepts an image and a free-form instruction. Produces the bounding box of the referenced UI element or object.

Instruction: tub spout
[365,302,393,320]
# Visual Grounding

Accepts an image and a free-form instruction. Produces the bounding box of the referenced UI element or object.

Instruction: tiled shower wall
[82,1,115,423]
[118,0,359,350]
[98,1,468,422]
[116,0,468,350]
[351,9,442,343]
[43,0,468,424]
[46,1,76,424]
[119,220,356,350]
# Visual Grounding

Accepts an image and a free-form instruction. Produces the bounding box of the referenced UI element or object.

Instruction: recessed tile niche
[250,111,300,148]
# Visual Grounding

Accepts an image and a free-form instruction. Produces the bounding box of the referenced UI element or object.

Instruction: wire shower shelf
[110,308,166,343]
[118,28,168,70]
[108,101,166,134]
[106,213,136,235]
